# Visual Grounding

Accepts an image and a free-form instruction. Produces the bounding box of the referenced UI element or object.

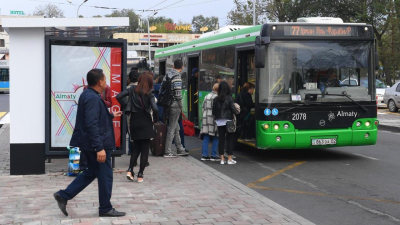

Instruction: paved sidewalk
[378,109,400,133]
[0,125,314,225]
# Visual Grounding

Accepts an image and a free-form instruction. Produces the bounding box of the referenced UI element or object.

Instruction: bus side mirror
[375,52,379,71]
[255,45,266,68]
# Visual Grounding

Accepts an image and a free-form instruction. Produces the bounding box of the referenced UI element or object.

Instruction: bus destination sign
[271,25,370,38]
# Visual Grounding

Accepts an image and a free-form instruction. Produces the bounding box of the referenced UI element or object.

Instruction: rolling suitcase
[151,123,167,156]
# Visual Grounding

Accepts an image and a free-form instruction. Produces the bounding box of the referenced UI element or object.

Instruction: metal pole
[77,0,88,18]
[147,17,151,69]
[253,0,256,25]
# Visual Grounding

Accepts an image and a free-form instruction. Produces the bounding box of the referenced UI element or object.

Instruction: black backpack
[157,75,179,107]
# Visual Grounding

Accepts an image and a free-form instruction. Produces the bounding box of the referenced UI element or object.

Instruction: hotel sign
[10,10,25,15]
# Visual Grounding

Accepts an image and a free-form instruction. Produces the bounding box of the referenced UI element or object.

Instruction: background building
[114,32,201,60]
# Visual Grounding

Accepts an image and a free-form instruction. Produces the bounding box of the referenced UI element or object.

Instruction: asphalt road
[0,93,9,112]
[189,130,400,225]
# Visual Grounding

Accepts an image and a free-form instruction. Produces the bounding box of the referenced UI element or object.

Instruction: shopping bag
[182,113,195,136]
[67,146,81,176]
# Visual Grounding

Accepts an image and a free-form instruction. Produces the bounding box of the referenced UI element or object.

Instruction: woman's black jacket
[212,95,239,120]
[116,87,159,123]
[235,90,255,110]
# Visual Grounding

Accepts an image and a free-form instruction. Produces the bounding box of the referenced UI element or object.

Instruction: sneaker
[164,153,178,158]
[201,156,210,161]
[224,153,236,159]
[228,160,237,165]
[177,151,189,156]
[210,156,221,161]
[220,160,225,165]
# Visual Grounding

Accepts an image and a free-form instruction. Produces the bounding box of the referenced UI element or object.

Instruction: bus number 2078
[292,113,306,120]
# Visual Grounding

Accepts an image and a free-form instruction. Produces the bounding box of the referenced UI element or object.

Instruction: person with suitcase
[117,72,159,182]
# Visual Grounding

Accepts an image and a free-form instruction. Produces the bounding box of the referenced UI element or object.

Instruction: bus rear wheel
[388,100,398,112]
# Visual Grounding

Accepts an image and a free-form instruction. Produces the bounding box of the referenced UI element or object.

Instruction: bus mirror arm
[375,52,379,71]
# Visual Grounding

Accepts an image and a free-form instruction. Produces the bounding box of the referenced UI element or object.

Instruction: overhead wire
[157,0,221,11]
[138,0,168,16]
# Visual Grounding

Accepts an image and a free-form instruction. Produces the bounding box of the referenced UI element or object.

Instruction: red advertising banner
[110,48,122,147]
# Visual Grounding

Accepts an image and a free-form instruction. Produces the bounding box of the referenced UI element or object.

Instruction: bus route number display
[284,26,355,37]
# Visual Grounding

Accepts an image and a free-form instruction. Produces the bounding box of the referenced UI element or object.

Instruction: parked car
[341,78,358,86]
[376,79,387,108]
[383,81,400,112]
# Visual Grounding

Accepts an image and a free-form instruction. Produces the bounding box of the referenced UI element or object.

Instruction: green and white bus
[154,18,379,149]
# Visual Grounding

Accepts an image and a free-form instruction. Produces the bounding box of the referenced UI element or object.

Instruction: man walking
[164,59,189,157]
[53,69,125,217]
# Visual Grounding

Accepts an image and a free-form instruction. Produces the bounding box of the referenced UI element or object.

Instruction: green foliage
[33,3,65,18]
[191,15,219,33]
[106,9,140,32]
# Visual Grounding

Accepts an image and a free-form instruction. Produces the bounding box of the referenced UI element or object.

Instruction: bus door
[235,48,256,143]
[187,55,200,127]
[159,61,166,76]
[235,49,256,93]
[236,49,255,97]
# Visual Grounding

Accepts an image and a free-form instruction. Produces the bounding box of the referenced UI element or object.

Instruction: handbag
[226,115,236,133]
[182,113,195,136]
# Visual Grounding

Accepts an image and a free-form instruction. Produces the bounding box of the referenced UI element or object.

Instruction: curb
[186,155,315,225]
[0,123,7,137]
[378,125,400,133]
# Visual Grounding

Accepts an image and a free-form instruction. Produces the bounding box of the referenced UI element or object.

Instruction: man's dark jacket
[70,87,115,152]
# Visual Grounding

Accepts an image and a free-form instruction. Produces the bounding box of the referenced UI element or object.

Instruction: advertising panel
[46,37,126,155]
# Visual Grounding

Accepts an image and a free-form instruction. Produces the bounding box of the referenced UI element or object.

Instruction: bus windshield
[259,41,372,103]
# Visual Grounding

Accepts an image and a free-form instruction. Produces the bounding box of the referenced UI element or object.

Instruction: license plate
[312,138,337,146]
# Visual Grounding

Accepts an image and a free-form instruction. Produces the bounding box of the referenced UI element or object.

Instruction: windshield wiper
[281,102,321,113]
[306,93,369,113]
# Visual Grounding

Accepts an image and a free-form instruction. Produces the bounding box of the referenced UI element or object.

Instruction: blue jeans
[202,134,219,157]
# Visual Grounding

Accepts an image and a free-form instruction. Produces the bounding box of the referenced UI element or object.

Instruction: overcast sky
[0,0,234,26]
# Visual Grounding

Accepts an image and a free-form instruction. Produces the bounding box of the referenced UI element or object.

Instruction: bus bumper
[256,119,378,150]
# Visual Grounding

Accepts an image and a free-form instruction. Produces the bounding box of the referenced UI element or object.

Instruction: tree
[227,0,259,25]
[33,4,65,18]
[191,15,219,33]
[106,9,140,32]
[93,15,102,18]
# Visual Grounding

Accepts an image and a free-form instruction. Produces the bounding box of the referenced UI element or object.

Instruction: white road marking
[0,112,10,124]
[378,112,386,114]
[352,153,379,160]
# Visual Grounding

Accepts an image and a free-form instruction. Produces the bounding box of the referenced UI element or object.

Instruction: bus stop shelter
[2,17,129,175]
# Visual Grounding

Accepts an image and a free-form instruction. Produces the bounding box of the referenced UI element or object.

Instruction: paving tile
[0,127,314,225]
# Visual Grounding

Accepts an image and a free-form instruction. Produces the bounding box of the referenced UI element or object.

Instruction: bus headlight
[263,124,269,130]
[365,121,371,127]
[276,136,281,142]
[356,122,361,127]
[274,124,279,130]
[283,124,289,130]
[365,133,370,138]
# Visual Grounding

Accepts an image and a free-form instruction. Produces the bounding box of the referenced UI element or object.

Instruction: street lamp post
[67,0,88,17]
[253,0,256,25]
[147,11,158,70]
[77,0,88,17]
